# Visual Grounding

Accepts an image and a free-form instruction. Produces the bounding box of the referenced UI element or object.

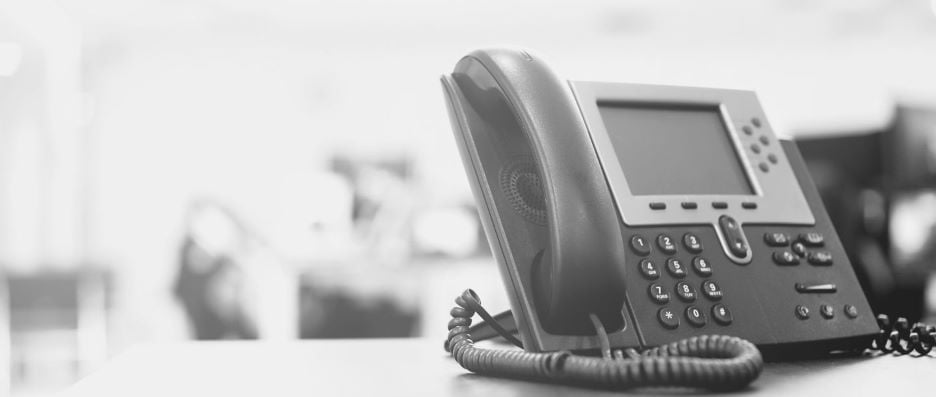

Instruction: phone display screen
[597,104,754,196]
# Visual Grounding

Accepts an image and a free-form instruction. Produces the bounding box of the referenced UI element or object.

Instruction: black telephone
[439,49,934,391]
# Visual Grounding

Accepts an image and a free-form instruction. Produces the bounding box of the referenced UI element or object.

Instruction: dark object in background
[298,283,419,338]
[796,104,936,322]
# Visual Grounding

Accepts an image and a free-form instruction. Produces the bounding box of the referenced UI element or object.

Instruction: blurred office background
[1,0,936,395]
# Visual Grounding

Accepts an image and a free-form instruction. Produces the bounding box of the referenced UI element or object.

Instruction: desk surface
[65,338,935,396]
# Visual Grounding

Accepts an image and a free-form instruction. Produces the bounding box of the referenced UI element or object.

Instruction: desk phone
[439,49,933,391]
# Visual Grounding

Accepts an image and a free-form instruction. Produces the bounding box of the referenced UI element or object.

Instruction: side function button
[764,232,790,246]
[752,117,762,127]
[808,251,833,266]
[795,283,837,294]
[750,144,761,154]
[675,282,697,302]
[666,258,687,278]
[820,304,835,319]
[648,283,671,304]
[758,163,769,173]
[658,307,679,329]
[649,202,666,210]
[768,153,778,164]
[795,305,810,320]
[630,235,652,256]
[773,251,800,266]
[718,215,750,261]
[683,233,703,253]
[657,234,677,255]
[685,306,707,327]
[681,202,698,209]
[742,125,753,135]
[844,304,859,319]
[701,280,723,300]
[692,256,713,277]
[792,241,806,257]
[712,304,733,325]
[639,259,660,280]
[712,201,728,209]
[799,232,824,247]
[759,136,770,146]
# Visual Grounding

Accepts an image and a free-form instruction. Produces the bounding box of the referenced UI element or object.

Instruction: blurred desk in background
[64,339,936,397]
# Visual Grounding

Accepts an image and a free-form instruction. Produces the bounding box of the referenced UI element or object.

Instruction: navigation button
[718,215,751,262]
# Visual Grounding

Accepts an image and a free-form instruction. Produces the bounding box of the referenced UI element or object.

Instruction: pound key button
[712,304,733,325]
[658,307,680,329]
[773,251,800,266]
[685,306,707,327]
[630,235,652,256]
[701,280,723,301]
[692,256,713,277]
[639,258,660,280]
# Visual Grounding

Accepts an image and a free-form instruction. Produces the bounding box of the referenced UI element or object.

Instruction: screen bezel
[595,101,757,196]
[570,81,814,227]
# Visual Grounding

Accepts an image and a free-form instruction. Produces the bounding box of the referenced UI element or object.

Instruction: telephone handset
[441,49,932,390]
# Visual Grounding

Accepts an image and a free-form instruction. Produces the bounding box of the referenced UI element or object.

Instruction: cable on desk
[870,314,935,356]
[444,289,764,391]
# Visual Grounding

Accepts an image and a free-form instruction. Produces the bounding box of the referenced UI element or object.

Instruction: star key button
[658,307,679,329]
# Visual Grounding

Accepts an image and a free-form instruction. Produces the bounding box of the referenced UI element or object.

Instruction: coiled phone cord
[870,314,936,356]
[444,289,764,391]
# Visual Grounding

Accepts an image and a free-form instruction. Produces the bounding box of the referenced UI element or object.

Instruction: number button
[675,282,697,302]
[712,304,733,325]
[691,256,713,277]
[658,307,679,329]
[630,235,652,256]
[639,259,660,280]
[648,283,670,304]
[685,306,706,327]
[683,233,703,253]
[657,234,677,255]
[701,280,723,300]
[666,258,687,278]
